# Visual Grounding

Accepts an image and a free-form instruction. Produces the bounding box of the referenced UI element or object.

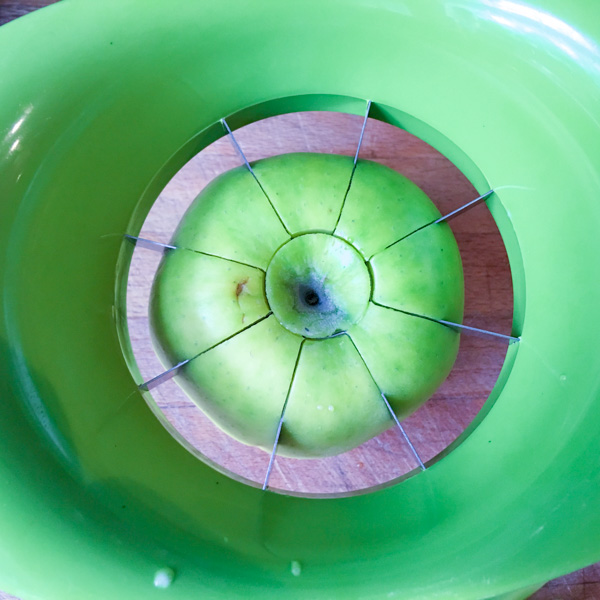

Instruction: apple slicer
[128,110,514,496]
[1,1,600,600]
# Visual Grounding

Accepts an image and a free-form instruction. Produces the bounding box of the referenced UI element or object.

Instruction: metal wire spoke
[371,301,520,344]
[352,99,372,166]
[139,358,193,391]
[124,234,266,272]
[434,189,495,224]
[262,340,306,491]
[221,118,292,237]
[343,333,426,471]
[139,312,273,392]
[332,99,372,234]
[124,234,178,252]
[436,319,520,343]
[379,391,426,471]
[370,189,495,260]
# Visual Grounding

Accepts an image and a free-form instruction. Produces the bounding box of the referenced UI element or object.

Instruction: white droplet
[290,560,302,577]
[560,374,567,382]
[317,405,323,410]
[328,405,335,412]
[154,567,175,589]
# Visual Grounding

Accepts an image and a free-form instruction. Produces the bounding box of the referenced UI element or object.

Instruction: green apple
[149,152,464,458]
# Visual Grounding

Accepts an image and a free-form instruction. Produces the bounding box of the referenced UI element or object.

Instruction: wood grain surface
[2,2,599,599]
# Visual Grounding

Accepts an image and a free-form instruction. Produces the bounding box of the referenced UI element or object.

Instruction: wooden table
[1,2,599,599]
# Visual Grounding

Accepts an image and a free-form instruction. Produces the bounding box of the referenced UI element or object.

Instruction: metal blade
[437,319,520,343]
[434,189,494,224]
[125,234,177,252]
[139,358,192,391]
[262,340,305,491]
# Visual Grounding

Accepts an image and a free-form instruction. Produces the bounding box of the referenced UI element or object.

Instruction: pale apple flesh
[149,152,464,459]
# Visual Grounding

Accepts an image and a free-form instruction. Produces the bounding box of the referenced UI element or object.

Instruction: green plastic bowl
[1,1,600,599]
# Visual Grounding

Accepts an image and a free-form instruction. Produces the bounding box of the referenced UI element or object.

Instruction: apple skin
[252,152,355,233]
[149,152,464,459]
[280,335,390,458]
[170,164,289,269]
[265,233,371,339]
[175,315,303,450]
[335,159,442,258]
[150,250,268,366]
[349,303,459,421]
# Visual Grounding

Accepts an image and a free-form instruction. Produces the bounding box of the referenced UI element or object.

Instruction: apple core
[149,152,464,458]
[265,233,371,339]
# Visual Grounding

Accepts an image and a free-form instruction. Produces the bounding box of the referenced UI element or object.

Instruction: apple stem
[304,289,320,306]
